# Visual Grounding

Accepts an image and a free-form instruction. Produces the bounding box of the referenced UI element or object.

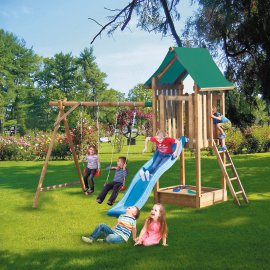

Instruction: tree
[77,47,107,102]
[0,29,40,133]
[183,0,270,108]
[89,0,183,46]
[127,83,152,102]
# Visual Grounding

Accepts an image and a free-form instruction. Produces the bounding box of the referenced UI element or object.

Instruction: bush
[226,128,245,154]
[243,125,270,153]
[0,137,20,160]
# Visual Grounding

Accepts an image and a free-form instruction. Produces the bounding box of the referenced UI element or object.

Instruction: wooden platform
[156,185,227,208]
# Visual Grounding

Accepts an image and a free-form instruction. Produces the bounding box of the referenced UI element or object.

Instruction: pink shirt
[150,137,176,154]
[141,219,162,246]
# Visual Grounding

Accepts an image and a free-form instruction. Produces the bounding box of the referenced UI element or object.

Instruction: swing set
[32,99,152,208]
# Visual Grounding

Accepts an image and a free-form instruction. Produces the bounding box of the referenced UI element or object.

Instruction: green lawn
[0,139,270,270]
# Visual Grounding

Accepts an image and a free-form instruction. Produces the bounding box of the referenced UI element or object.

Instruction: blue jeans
[148,153,171,174]
[90,223,125,244]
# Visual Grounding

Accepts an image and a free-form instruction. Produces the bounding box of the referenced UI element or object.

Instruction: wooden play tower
[145,47,248,208]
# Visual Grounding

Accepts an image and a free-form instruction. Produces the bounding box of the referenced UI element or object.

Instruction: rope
[125,109,137,161]
[80,106,83,159]
[96,104,100,155]
[122,109,137,187]
[104,110,119,185]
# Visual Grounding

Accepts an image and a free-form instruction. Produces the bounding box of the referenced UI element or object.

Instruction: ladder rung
[225,163,232,167]
[229,177,238,181]
[235,191,243,195]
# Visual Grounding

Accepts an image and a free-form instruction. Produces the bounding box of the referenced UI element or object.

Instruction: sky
[0,0,197,95]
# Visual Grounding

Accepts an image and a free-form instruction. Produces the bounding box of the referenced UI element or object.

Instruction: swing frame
[32,99,151,208]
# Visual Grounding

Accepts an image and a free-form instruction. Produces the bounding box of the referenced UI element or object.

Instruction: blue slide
[107,136,188,217]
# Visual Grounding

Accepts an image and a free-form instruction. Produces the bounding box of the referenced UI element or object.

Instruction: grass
[0,138,270,270]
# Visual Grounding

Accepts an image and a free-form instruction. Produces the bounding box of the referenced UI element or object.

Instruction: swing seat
[95,169,101,177]
[83,168,101,177]
[120,185,126,191]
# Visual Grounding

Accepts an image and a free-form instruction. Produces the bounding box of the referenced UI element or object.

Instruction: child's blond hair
[156,130,166,137]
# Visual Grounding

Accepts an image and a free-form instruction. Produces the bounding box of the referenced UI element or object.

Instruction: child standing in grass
[140,130,180,181]
[211,106,231,151]
[82,206,140,244]
[134,203,168,247]
[82,145,100,195]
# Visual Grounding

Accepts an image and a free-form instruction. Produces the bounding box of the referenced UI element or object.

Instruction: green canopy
[145,47,234,91]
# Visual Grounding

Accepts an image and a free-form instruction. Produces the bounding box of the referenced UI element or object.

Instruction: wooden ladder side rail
[224,151,249,204]
[212,140,241,206]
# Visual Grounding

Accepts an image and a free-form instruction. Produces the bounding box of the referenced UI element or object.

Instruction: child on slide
[140,130,180,181]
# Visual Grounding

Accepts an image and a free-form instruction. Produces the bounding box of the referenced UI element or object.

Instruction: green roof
[145,47,234,91]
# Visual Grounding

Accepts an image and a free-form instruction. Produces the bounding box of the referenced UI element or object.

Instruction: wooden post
[178,82,185,185]
[32,102,63,208]
[202,93,208,147]
[168,89,172,137]
[207,92,213,147]
[172,88,176,138]
[59,102,85,192]
[152,77,157,135]
[152,77,159,204]
[194,85,202,208]
[154,179,160,204]
[159,94,166,131]
[178,82,184,137]
[220,91,226,190]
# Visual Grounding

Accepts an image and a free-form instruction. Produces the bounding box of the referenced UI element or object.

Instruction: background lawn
[0,137,270,270]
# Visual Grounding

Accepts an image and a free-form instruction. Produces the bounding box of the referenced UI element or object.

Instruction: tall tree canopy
[183,0,270,105]
[0,29,40,132]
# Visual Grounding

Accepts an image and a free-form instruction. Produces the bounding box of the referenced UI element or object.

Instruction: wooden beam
[152,77,157,136]
[173,70,188,86]
[156,55,177,81]
[50,101,148,107]
[207,92,213,147]
[41,181,80,191]
[200,86,235,91]
[165,96,190,101]
[168,90,172,137]
[60,102,85,192]
[54,102,81,127]
[32,102,63,208]
[188,94,194,148]
[194,84,202,207]
[159,94,166,131]
[202,93,208,147]
[220,91,226,190]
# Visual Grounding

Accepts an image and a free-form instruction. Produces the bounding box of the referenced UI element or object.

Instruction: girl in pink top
[134,203,168,247]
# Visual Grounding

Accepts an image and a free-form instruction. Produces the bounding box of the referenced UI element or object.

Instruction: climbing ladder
[212,140,249,206]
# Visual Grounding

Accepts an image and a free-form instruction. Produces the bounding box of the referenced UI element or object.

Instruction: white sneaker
[82,236,93,244]
[145,171,150,181]
[139,169,146,181]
